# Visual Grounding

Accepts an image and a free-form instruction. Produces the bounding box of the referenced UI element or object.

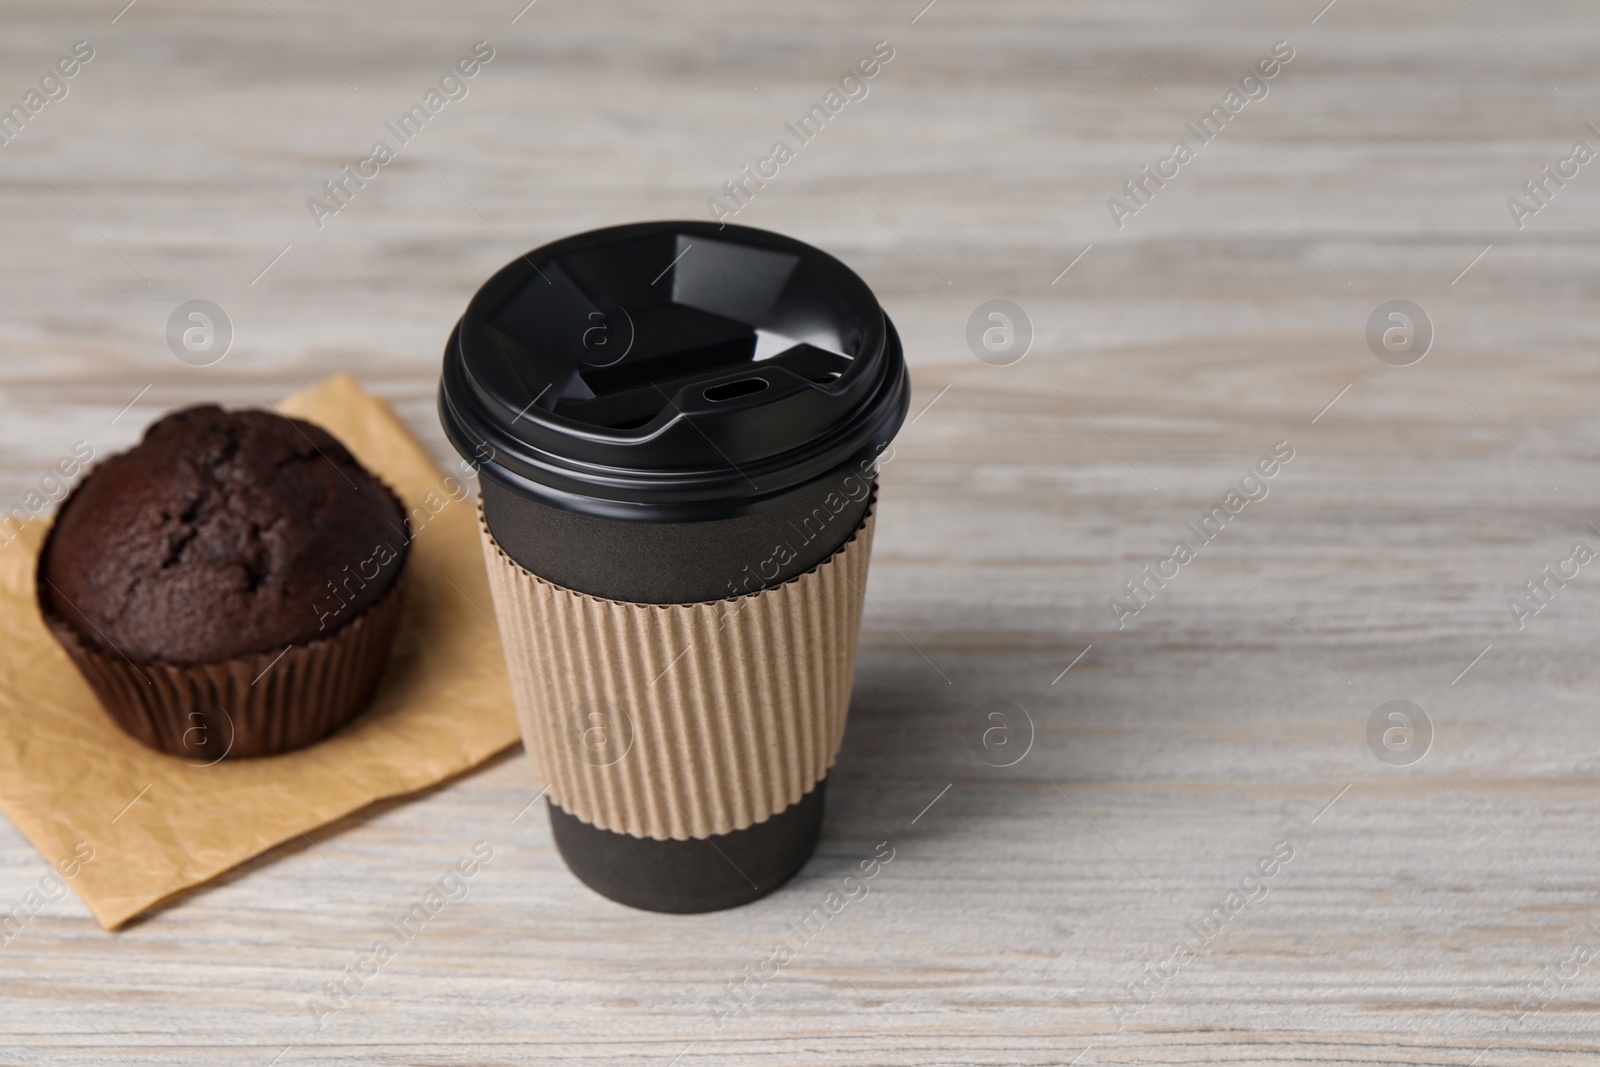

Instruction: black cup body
[440,221,908,912]
[482,458,871,912]
[479,457,874,604]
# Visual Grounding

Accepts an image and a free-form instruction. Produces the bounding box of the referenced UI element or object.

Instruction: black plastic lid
[439,221,909,522]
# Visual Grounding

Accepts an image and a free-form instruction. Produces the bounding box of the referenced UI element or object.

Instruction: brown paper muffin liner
[480,497,876,842]
[37,574,407,762]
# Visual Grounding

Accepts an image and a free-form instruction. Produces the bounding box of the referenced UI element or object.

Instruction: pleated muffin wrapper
[480,495,877,843]
[36,573,407,762]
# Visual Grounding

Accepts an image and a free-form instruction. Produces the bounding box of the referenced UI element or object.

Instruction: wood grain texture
[3,0,1600,1063]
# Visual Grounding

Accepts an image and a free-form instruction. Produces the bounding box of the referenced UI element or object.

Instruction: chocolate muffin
[37,405,410,760]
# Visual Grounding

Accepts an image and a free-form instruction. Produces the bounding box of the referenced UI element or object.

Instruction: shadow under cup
[439,221,909,913]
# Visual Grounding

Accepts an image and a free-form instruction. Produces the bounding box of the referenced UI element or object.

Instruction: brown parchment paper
[0,375,519,929]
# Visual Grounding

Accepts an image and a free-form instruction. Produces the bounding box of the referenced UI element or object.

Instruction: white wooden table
[3,1,1599,1063]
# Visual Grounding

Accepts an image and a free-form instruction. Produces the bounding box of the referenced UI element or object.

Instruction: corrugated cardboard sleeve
[480,500,875,841]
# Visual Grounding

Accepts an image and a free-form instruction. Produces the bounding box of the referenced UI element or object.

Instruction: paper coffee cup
[439,221,909,912]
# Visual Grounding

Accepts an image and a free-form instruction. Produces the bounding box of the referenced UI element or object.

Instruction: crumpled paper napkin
[0,375,519,929]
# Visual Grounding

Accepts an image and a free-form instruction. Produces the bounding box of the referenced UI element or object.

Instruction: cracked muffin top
[38,405,408,665]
